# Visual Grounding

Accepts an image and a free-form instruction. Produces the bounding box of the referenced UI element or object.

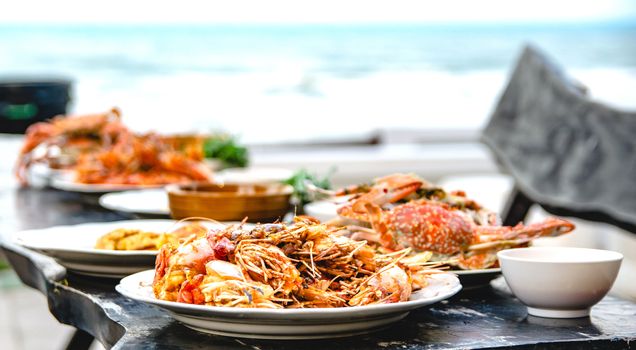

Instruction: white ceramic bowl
[497,247,622,318]
[303,200,339,222]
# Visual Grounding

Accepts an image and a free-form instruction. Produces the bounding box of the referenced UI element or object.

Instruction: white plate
[24,164,73,188]
[453,268,502,289]
[304,200,340,222]
[215,167,294,184]
[116,270,461,339]
[453,267,501,275]
[99,189,170,216]
[51,167,292,194]
[96,168,295,215]
[50,173,166,193]
[12,220,211,278]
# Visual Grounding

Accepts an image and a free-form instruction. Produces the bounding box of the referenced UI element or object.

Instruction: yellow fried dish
[95,223,208,251]
[95,229,162,250]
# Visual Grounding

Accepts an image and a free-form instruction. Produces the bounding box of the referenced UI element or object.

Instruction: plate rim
[12,219,185,256]
[12,219,243,256]
[453,267,502,275]
[62,260,151,278]
[50,173,166,193]
[215,166,295,184]
[99,189,170,215]
[116,269,462,318]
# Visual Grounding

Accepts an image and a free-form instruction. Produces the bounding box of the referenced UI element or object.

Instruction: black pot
[0,78,72,134]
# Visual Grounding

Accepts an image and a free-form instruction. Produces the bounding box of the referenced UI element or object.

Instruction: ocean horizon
[1,22,635,143]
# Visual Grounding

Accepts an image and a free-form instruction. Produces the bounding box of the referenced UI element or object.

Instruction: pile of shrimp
[153,216,444,308]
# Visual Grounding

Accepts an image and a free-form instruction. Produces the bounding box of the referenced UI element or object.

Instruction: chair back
[482,46,636,233]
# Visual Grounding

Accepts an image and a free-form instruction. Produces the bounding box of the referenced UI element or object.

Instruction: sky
[1,0,635,25]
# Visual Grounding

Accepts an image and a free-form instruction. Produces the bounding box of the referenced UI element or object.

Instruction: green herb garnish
[284,168,334,206]
[203,135,249,168]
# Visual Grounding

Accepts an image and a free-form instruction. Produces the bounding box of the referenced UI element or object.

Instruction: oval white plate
[12,220,223,278]
[215,167,294,184]
[99,189,170,216]
[27,164,72,185]
[453,268,502,289]
[53,167,292,195]
[97,168,294,215]
[117,270,461,339]
[49,172,166,193]
[304,200,340,222]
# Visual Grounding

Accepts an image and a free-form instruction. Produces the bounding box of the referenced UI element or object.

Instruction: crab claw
[351,182,422,213]
[454,252,500,270]
[471,217,576,250]
[348,174,424,213]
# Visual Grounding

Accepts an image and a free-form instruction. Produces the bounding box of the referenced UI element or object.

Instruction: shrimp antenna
[168,216,224,233]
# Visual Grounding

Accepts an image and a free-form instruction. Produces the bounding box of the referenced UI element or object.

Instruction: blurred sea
[1,22,635,143]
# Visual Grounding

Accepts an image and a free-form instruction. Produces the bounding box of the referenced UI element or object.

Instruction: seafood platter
[12,112,582,336]
[15,107,213,191]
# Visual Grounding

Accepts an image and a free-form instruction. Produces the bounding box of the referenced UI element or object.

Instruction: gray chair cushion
[481,45,636,232]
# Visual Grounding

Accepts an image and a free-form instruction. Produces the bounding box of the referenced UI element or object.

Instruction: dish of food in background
[68,127,212,186]
[15,108,211,184]
[14,108,257,188]
[166,182,293,222]
[118,218,461,338]
[315,173,575,271]
[50,171,167,193]
[14,108,122,183]
[12,220,220,278]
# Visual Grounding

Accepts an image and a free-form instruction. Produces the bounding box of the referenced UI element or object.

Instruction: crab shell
[380,202,474,254]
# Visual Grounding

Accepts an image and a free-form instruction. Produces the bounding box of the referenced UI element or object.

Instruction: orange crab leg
[359,202,401,250]
[471,217,575,247]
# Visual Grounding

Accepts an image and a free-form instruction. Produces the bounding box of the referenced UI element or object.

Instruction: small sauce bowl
[166,182,293,222]
[497,247,622,318]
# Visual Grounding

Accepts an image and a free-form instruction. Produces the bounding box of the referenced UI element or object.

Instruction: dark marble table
[1,186,636,349]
